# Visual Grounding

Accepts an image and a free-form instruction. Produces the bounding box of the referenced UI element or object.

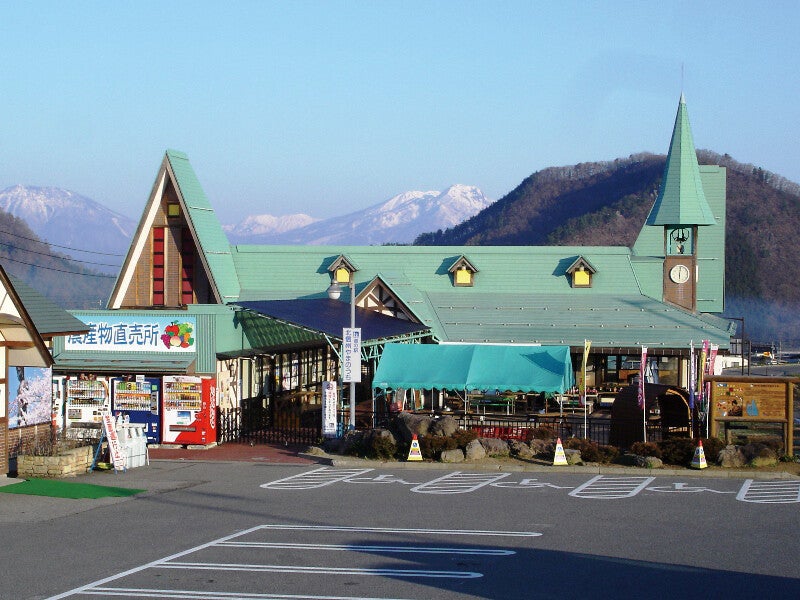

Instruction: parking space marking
[409,471,510,494]
[569,475,655,499]
[260,467,374,490]
[86,589,411,599]
[50,524,539,599]
[217,542,515,555]
[736,479,800,503]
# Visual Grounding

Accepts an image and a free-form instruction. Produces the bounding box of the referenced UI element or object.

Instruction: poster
[8,366,53,428]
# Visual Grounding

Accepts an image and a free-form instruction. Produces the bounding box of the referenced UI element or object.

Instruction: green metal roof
[645,95,716,226]
[166,150,241,303]
[6,273,88,337]
[224,245,731,349]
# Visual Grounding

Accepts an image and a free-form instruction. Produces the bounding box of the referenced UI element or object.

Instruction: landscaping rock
[394,412,432,443]
[564,448,583,465]
[635,455,663,469]
[441,448,465,463]
[464,439,486,461]
[479,437,510,457]
[429,415,459,437]
[508,439,534,460]
[718,445,746,468]
[529,438,550,457]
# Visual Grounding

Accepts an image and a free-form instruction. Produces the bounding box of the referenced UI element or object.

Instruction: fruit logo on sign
[161,321,195,349]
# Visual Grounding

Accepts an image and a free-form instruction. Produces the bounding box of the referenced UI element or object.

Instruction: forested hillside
[0,212,113,309]
[415,152,800,342]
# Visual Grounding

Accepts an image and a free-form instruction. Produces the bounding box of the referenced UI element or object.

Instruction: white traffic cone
[553,437,568,466]
[690,439,708,469]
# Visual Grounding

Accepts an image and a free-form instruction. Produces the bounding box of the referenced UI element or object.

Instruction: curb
[300,453,800,480]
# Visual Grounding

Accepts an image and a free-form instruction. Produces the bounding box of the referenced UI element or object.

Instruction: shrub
[563,438,618,463]
[529,426,556,440]
[366,435,398,460]
[657,437,722,465]
[630,441,662,459]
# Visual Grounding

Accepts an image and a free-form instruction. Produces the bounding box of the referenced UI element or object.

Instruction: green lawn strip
[0,478,144,499]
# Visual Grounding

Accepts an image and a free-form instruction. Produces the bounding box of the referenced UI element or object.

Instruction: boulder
[529,438,550,457]
[717,445,746,468]
[508,439,534,460]
[742,442,779,467]
[479,437,510,457]
[564,448,583,465]
[441,448,465,463]
[429,415,459,437]
[635,455,663,469]
[393,412,433,443]
[464,439,486,461]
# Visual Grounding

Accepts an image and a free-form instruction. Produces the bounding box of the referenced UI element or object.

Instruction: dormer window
[167,202,181,218]
[328,255,358,285]
[566,256,596,288]
[448,255,478,287]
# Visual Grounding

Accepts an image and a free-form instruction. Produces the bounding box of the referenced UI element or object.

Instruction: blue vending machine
[111,376,161,444]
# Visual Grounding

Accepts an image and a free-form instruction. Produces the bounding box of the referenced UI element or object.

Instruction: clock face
[669,264,691,284]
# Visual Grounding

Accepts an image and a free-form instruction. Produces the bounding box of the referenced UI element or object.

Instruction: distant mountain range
[0,185,136,274]
[223,184,492,245]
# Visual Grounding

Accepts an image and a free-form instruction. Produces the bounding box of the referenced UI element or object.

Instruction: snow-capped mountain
[0,185,135,273]
[222,213,318,239]
[225,184,493,245]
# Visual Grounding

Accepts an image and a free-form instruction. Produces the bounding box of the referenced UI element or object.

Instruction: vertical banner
[101,411,127,471]
[638,346,648,443]
[637,346,648,410]
[322,381,339,438]
[579,340,591,400]
[688,341,696,410]
[698,340,709,412]
[342,327,362,383]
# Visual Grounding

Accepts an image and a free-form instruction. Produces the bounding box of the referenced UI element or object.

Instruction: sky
[2,1,799,224]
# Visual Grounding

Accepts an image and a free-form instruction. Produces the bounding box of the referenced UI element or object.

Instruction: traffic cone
[407,434,423,461]
[690,439,708,469]
[553,437,568,466]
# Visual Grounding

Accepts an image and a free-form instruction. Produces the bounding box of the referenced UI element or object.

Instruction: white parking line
[49,524,540,599]
[86,589,412,599]
[569,475,655,499]
[260,467,374,490]
[410,471,510,494]
[736,479,800,503]
[217,542,515,555]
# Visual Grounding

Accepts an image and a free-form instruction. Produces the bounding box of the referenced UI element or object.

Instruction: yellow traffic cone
[407,434,423,461]
[553,437,568,466]
[690,439,708,469]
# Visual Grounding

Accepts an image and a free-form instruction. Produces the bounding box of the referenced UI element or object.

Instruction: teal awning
[373,344,575,393]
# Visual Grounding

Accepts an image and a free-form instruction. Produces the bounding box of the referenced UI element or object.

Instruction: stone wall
[16,446,94,478]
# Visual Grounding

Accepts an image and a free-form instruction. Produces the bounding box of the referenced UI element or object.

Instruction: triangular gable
[565,256,597,275]
[360,275,422,322]
[109,150,240,308]
[0,264,53,367]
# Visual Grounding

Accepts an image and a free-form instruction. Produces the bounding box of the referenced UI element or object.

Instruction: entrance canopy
[373,343,575,393]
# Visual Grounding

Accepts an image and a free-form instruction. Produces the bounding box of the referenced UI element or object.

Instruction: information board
[710,380,788,420]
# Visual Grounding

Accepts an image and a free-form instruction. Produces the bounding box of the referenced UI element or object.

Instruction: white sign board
[342,327,361,382]
[322,381,339,438]
[101,411,127,471]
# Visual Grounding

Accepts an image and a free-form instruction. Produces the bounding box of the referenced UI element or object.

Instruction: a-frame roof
[108,150,240,307]
[0,264,54,367]
[6,273,88,338]
[646,94,716,226]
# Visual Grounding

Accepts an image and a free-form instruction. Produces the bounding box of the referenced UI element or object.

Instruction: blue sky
[2,1,799,223]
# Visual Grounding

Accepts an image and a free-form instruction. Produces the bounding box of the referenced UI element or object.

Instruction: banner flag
[637,346,647,410]
[689,341,696,410]
[579,340,591,403]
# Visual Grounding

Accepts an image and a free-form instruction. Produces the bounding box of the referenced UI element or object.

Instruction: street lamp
[327,280,356,430]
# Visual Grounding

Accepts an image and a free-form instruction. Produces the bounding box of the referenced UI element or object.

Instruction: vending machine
[111,377,161,444]
[64,376,111,436]
[161,375,217,445]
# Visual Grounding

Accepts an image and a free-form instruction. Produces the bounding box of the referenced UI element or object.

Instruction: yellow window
[573,270,590,287]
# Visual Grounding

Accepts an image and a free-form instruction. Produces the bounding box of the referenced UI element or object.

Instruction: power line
[0,241,121,268]
[0,255,116,278]
[0,228,126,257]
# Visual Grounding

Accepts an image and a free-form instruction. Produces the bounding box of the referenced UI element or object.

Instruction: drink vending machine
[161,375,217,445]
[111,377,161,444]
[64,377,111,436]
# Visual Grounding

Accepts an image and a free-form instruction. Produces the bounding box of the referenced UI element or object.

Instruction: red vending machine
[161,375,217,445]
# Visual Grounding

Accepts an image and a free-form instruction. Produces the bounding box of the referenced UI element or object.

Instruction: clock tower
[645,94,716,312]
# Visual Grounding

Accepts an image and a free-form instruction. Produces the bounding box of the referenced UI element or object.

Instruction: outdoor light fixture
[327,279,356,430]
